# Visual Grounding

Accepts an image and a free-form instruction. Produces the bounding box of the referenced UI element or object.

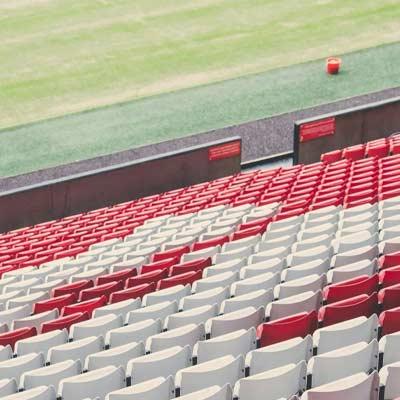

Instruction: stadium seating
[1,150,400,398]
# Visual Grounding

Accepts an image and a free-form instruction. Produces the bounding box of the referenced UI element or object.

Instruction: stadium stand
[2,148,400,399]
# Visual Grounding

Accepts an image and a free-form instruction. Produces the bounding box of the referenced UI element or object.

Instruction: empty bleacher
[1,151,400,399]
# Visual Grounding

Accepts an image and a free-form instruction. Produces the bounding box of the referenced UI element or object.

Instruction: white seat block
[192,272,239,294]
[143,285,191,306]
[127,345,191,384]
[1,385,57,400]
[194,328,257,363]
[180,287,230,311]
[59,365,125,400]
[106,376,175,400]
[126,301,178,325]
[267,290,322,321]
[231,272,280,296]
[48,335,104,364]
[6,291,49,312]
[165,304,219,330]
[328,258,377,284]
[314,315,379,354]
[21,359,81,393]
[70,313,123,340]
[234,361,307,400]
[147,323,205,352]
[301,371,379,400]
[0,378,17,397]
[12,309,59,332]
[275,274,326,299]
[380,331,400,366]
[282,259,330,282]
[204,259,246,278]
[240,258,285,279]
[246,335,313,375]
[107,319,162,348]
[176,355,244,396]
[208,306,264,337]
[221,289,272,314]
[0,353,44,389]
[0,305,31,327]
[93,298,141,319]
[16,329,68,358]
[308,340,378,387]
[85,342,145,371]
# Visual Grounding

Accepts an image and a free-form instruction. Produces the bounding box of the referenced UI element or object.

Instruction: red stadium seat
[52,279,94,298]
[379,251,400,270]
[237,217,272,232]
[54,246,86,260]
[110,282,156,303]
[192,236,230,251]
[41,312,89,334]
[318,292,377,327]
[379,266,400,288]
[152,246,190,262]
[343,145,365,161]
[257,311,317,347]
[231,225,266,241]
[62,295,107,317]
[380,306,400,335]
[378,284,400,311]
[321,150,342,164]
[156,270,202,290]
[125,269,168,288]
[0,327,37,350]
[79,281,123,302]
[33,293,77,314]
[96,268,137,285]
[323,274,379,304]
[141,257,180,274]
[169,257,212,276]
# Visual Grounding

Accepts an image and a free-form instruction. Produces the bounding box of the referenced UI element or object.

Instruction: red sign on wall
[209,141,241,161]
[300,117,336,142]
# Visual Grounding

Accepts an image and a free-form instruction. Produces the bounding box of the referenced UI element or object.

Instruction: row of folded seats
[0,299,399,399]
[2,153,400,276]
[321,134,400,163]
[1,197,400,398]
[3,197,400,339]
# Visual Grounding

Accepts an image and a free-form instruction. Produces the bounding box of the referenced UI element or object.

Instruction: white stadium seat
[234,361,307,400]
[146,323,205,352]
[126,301,178,325]
[313,315,379,354]
[48,335,104,364]
[127,345,191,384]
[106,376,175,400]
[207,306,264,337]
[21,359,81,392]
[308,340,379,387]
[301,371,379,400]
[107,319,162,348]
[176,355,244,396]
[59,365,125,400]
[246,335,313,375]
[193,328,257,363]
[85,342,145,371]
[15,329,68,357]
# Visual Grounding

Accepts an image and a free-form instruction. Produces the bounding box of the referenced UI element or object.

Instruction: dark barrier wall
[294,97,400,164]
[0,138,241,233]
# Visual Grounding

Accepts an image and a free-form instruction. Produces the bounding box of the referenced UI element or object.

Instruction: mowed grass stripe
[0,0,400,128]
[1,42,400,178]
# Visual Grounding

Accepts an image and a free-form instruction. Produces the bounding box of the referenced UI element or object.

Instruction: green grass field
[1,0,400,177]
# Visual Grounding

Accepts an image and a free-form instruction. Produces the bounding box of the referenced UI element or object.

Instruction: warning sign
[208,141,241,161]
[300,117,336,142]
